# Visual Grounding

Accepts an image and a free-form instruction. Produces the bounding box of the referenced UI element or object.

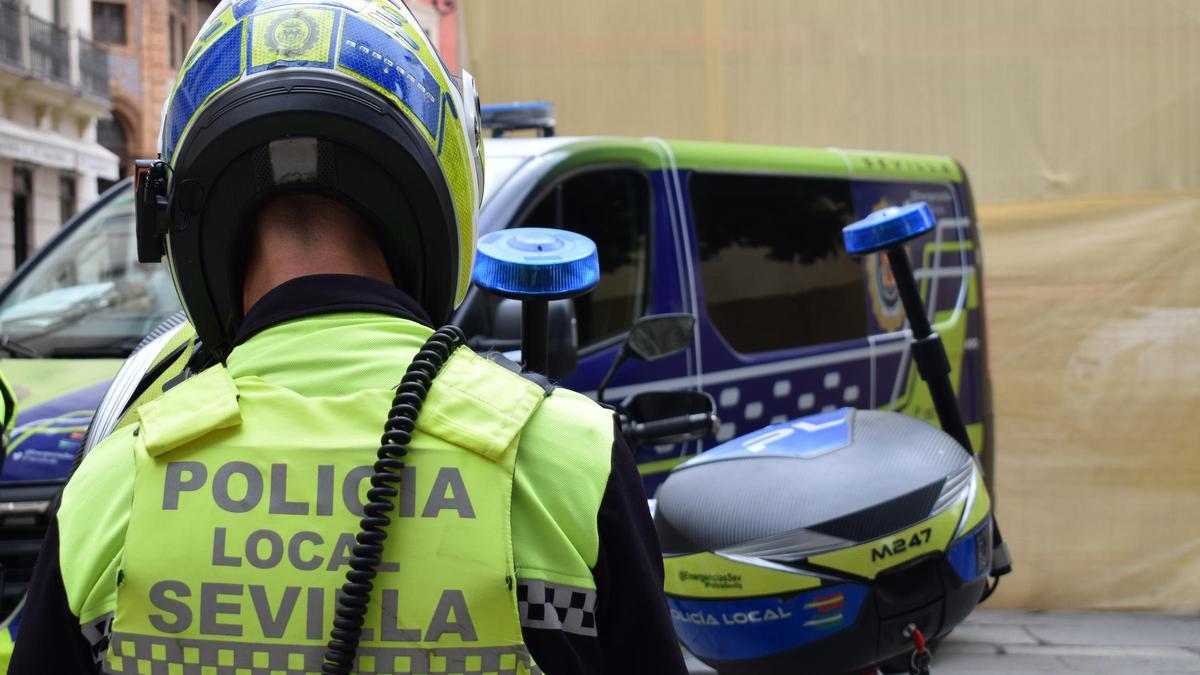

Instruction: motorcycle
[474,218,1011,674]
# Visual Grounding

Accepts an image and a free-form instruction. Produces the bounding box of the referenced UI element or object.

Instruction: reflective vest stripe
[107,632,542,674]
[516,580,597,637]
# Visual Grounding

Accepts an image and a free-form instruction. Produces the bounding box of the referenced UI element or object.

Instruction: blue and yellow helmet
[146,0,483,357]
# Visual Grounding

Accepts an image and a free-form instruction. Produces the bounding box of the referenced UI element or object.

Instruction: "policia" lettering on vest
[135,462,487,644]
[162,461,475,518]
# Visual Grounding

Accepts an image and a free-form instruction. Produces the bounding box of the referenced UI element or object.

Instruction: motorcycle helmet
[137,0,484,360]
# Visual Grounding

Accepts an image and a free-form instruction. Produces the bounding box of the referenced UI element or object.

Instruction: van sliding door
[687,172,870,447]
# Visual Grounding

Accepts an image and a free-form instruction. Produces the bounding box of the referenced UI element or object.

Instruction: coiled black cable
[322,325,466,674]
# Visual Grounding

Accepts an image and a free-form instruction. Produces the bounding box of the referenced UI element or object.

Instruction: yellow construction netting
[464,0,1200,204]
[465,2,1200,610]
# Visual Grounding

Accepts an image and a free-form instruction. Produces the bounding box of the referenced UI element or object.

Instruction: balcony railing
[0,0,110,101]
[78,36,110,99]
[0,2,21,70]
[27,13,69,86]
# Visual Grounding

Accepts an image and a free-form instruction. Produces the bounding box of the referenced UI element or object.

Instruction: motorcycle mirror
[625,313,696,362]
[596,313,696,402]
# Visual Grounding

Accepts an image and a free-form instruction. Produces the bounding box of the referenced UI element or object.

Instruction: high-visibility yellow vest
[0,369,15,431]
[0,616,16,674]
[57,314,616,675]
[0,367,16,461]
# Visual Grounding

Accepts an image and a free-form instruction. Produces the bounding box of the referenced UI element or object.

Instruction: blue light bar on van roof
[481,102,556,137]
[842,202,937,255]
[473,228,599,300]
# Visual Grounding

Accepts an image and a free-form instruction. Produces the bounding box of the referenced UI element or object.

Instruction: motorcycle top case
[655,408,992,674]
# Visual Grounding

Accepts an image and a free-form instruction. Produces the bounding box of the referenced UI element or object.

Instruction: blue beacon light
[473,228,599,300]
[472,228,600,374]
[841,200,975,455]
[842,202,936,255]
[480,101,557,138]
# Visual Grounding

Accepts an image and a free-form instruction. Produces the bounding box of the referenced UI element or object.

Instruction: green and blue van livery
[468,136,992,493]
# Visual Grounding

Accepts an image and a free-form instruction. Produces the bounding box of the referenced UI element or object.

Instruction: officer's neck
[243,203,393,314]
[243,251,393,314]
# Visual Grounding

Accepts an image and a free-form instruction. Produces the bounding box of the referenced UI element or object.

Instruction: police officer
[11,1,684,672]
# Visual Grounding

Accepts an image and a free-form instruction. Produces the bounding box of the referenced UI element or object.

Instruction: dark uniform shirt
[11,275,686,675]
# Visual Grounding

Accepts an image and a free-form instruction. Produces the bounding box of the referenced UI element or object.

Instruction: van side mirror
[596,313,696,401]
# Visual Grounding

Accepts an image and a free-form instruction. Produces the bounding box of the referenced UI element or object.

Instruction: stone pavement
[685,610,1200,674]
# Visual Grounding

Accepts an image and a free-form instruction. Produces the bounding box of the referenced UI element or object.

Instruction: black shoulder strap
[480,351,555,397]
[0,374,15,431]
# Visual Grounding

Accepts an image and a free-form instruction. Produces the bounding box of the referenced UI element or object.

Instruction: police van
[0,105,994,646]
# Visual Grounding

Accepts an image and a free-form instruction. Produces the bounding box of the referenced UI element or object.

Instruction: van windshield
[0,188,182,358]
[482,154,523,203]
[0,155,526,359]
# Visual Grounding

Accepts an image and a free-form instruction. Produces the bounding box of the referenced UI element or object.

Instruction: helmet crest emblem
[267,11,318,58]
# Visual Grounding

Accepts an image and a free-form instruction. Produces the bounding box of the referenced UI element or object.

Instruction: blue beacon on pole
[472,228,599,300]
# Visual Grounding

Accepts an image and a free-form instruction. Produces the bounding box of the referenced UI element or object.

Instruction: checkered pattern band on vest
[81,612,115,668]
[104,633,541,675]
[516,579,598,637]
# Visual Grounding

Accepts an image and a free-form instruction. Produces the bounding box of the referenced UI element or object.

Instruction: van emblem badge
[868,250,905,332]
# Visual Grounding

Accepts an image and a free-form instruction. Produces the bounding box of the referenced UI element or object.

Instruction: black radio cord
[322,325,466,674]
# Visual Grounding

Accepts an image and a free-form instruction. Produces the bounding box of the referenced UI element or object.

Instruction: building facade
[92,0,217,180]
[409,0,461,72]
[0,0,117,279]
[0,0,461,280]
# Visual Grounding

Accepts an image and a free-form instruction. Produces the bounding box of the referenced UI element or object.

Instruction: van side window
[520,169,652,349]
[691,173,866,353]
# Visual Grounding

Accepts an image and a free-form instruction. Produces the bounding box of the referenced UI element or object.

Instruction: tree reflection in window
[520,170,651,348]
[691,173,867,354]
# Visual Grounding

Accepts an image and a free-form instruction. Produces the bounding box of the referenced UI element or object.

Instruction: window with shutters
[92,2,127,45]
